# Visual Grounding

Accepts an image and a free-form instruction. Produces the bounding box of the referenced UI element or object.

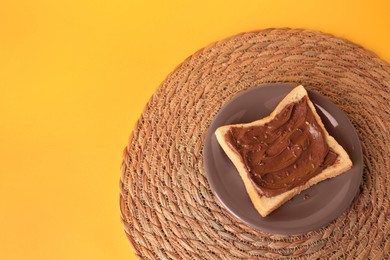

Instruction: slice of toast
[215,85,353,217]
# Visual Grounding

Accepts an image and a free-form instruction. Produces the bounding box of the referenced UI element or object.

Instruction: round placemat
[120,28,390,259]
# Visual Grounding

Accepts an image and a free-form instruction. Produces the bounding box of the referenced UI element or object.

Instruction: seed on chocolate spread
[293,164,297,169]
[305,121,309,125]
[311,163,315,168]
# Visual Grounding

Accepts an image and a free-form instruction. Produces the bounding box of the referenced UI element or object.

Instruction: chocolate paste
[226,97,338,197]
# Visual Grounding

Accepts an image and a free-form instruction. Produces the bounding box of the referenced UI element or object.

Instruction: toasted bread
[215,85,353,217]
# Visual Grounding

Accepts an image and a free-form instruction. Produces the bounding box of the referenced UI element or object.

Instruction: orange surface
[0,1,389,259]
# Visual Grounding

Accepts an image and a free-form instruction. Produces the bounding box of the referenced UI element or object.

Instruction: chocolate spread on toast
[225,97,338,197]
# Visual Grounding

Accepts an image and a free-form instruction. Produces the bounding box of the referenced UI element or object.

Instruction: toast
[215,85,352,217]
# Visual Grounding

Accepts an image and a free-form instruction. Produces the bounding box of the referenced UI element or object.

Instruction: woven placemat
[120,28,390,259]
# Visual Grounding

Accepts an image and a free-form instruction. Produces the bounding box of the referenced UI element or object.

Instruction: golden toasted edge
[215,85,353,217]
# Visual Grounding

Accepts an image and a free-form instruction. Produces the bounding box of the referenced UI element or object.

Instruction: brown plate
[203,84,363,234]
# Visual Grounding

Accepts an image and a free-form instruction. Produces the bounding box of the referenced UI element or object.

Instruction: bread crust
[215,85,353,217]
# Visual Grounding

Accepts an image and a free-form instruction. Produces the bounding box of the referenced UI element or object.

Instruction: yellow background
[0,0,389,259]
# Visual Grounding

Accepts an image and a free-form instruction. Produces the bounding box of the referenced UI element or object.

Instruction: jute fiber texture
[120,28,390,259]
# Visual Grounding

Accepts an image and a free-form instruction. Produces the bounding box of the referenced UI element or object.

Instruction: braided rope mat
[120,28,390,259]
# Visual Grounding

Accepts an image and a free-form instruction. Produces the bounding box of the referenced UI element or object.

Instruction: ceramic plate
[203,84,363,234]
